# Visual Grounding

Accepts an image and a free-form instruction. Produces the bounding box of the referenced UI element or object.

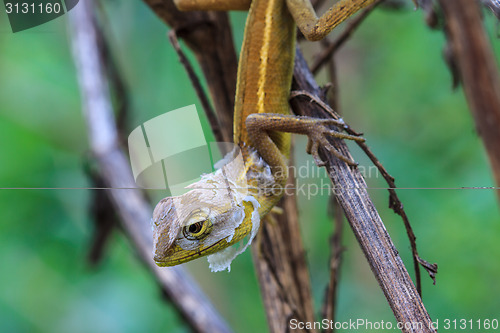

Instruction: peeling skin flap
[207,196,261,272]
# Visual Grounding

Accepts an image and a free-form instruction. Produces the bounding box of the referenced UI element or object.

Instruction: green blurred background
[0,1,499,332]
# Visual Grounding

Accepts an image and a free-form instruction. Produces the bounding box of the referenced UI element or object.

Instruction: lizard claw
[306,136,327,167]
[306,120,364,167]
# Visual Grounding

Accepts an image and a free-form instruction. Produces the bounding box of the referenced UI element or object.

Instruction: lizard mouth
[154,238,228,266]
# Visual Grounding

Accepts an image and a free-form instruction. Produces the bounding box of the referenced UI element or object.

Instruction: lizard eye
[183,220,212,240]
[189,222,202,234]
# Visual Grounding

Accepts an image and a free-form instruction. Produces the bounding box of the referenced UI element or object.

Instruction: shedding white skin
[152,149,249,258]
[152,146,273,269]
[177,151,250,248]
[207,195,261,272]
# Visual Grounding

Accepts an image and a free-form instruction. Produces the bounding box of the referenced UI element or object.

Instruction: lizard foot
[305,119,365,167]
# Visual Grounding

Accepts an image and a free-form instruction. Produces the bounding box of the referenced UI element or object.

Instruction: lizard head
[151,156,261,271]
[152,195,258,269]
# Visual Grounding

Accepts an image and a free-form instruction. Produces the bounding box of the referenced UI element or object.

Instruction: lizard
[152,0,377,271]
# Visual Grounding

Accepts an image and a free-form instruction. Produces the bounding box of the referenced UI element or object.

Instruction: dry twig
[289,90,439,293]
[311,0,382,74]
[69,2,232,332]
[168,30,225,143]
[291,47,436,333]
[438,0,500,192]
[251,172,316,333]
[142,0,237,143]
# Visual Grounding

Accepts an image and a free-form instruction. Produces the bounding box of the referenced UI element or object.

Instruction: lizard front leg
[287,0,378,41]
[246,113,365,182]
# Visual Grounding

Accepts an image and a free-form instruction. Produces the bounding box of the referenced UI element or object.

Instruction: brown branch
[69,2,232,332]
[321,55,343,332]
[291,47,436,333]
[321,195,345,333]
[438,0,500,192]
[251,169,316,333]
[322,39,340,111]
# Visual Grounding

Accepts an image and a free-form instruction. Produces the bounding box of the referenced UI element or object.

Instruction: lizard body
[153,0,373,271]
